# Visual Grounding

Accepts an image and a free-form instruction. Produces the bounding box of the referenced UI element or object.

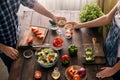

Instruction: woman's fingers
[100,67,106,70]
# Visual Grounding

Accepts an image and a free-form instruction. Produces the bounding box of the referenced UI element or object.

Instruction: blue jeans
[112,70,120,80]
[0,53,13,73]
[112,58,120,80]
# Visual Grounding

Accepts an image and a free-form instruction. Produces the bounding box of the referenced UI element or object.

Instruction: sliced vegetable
[26,36,33,44]
[37,34,45,39]
[73,74,81,80]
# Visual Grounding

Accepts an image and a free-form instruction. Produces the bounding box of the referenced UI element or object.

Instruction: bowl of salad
[35,47,59,68]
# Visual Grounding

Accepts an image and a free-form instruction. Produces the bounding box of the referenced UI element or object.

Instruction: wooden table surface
[9,10,113,80]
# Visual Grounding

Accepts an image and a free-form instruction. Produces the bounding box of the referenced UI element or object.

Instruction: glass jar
[51,67,60,79]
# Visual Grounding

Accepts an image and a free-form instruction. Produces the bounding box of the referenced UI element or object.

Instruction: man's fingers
[10,53,16,60]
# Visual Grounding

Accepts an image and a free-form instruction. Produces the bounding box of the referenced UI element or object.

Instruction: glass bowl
[35,47,59,68]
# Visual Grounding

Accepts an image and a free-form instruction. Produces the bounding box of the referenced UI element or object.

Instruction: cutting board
[18,25,48,46]
[81,43,106,65]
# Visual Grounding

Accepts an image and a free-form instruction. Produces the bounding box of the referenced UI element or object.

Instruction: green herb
[79,3,103,23]
[79,3,110,34]
[49,20,56,27]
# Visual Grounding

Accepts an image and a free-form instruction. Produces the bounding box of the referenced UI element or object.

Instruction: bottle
[51,67,60,79]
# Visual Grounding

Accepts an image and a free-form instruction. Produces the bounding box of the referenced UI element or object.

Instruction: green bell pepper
[68,44,78,56]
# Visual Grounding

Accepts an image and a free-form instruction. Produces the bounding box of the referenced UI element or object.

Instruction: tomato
[61,54,70,61]
[61,54,70,65]
[35,31,42,35]
[53,37,63,47]
[73,74,81,80]
[37,34,45,39]
[34,70,42,79]
[26,36,33,44]
[33,29,39,34]
[31,27,39,32]
[55,37,63,43]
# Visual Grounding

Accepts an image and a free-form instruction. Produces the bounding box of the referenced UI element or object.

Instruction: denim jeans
[0,53,13,73]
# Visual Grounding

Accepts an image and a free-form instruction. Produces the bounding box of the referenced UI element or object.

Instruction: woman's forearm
[79,2,118,28]
[79,15,112,28]
[32,1,54,20]
[112,61,120,73]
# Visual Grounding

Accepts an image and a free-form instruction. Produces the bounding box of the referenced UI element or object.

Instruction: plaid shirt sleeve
[21,0,36,8]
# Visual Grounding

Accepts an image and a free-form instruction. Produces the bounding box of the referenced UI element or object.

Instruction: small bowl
[65,33,72,39]
[50,26,59,31]
[23,49,33,59]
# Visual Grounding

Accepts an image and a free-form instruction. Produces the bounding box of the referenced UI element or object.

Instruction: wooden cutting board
[18,25,48,46]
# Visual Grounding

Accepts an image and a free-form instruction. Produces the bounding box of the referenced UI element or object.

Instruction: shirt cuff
[21,0,36,8]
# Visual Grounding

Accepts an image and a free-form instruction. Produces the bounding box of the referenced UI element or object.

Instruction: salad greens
[36,48,58,66]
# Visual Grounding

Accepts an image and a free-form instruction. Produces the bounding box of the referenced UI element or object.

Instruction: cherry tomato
[73,74,81,80]
[34,70,42,79]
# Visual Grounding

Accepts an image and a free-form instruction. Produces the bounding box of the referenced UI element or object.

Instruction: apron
[105,19,120,66]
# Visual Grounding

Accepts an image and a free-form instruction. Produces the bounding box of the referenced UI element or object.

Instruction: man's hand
[52,16,66,25]
[96,67,116,78]
[1,46,19,60]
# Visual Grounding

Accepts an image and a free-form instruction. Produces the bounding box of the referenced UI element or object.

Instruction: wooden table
[9,10,113,80]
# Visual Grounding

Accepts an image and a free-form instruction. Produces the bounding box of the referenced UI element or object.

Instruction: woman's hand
[1,46,19,60]
[96,67,116,78]
[66,22,80,29]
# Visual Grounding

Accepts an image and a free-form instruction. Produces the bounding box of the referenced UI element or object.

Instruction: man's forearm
[0,43,6,52]
[32,1,54,20]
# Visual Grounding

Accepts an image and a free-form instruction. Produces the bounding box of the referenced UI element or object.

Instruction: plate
[82,56,106,65]
[35,47,59,68]
[65,65,87,80]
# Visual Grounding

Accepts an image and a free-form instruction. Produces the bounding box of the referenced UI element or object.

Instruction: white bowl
[50,26,59,31]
